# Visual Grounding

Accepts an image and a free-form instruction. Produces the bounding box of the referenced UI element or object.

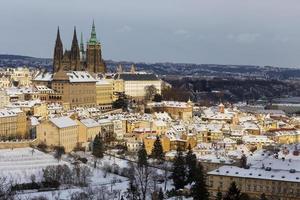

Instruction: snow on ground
[0,148,175,199]
[0,147,67,184]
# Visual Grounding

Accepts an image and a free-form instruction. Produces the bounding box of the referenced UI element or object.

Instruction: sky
[1,0,300,67]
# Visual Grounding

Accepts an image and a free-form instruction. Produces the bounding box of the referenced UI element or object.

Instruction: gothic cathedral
[53,21,106,74]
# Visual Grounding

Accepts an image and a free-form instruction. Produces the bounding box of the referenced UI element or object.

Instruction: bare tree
[0,177,14,200]
[145,85,158,101]
[131,162,155,200]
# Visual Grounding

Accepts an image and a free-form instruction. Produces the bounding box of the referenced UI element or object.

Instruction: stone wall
[0,139,38,149]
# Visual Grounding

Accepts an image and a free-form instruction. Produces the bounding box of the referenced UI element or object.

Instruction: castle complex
[53,21,106,74]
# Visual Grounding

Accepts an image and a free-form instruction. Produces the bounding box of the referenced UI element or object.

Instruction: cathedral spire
[53,26,63,72]
[70,26,80,70]
[71,26,78,47]
[89,20,98,45]
[56,27,62,45]
[80,32,84,52]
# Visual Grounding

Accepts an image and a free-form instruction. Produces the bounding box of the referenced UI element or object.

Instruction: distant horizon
[1,0,300,67]
[1,53,299,69]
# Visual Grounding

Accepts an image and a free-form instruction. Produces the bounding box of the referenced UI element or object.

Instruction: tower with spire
[70,27,80,71]
[52,21,106,74]
[53,27,63,72]
[80,32,86,62]
[86,21,106,74]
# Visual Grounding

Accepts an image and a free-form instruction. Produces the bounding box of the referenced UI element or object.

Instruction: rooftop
[50,116,78,128]
[208,165,300,183]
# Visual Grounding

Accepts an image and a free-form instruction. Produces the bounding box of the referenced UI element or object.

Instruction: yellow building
[143,136,171,155]
[268,129,300,144]
[33,103,48,118]
[208,166,300,200]
[114,72,161,99]
[104,78,125,101]
[10,67,32,86]
[51,71,97,108]
[0,75,11,88]
[147,101,193,122]
[0,90,10,108]
[0,108,27,138]
[126,120,151,134]
[36,116,78,152]
[96,79,113,106]
[77,118,101,149]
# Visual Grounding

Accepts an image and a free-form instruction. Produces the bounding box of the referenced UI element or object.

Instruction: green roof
[88,20,99,45]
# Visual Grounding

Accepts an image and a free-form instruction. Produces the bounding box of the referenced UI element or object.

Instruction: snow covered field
[0,147,67,184]
[0,148,130,199]
[0,148,176,199]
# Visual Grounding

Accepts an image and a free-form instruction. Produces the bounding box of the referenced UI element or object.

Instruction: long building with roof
[114,69,161,99]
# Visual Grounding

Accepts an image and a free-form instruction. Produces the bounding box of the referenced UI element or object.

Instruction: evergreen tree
[240,193,251,200]
[172,148,186,190]
[126,163,140,200]
[151,136,164,161]
[216,191,222,200]
[185,144,197,184]
[240,154,247,168]
[153,94,162,102]
[260,193,268,200]
[92,134,104,159]
[224,182,241,200]
[138,143,148,167]
[158,188,164,200]
[191,163,209,200]
[126,179,139,200]
[54,146,65,162]
[112,95,128,111]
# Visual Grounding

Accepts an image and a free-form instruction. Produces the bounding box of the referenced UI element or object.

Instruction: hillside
[1,54,300,80]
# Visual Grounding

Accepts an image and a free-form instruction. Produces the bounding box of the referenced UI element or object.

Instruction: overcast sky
[1,0,300,67]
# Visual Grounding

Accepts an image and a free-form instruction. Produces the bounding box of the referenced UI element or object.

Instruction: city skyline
[1,0,300,67]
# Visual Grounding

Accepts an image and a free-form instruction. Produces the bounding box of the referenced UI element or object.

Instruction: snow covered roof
[7,99,41,108]
[0,108,19,118]
[49,116,78,128]
[34,85,53,93]
[242,135,274,144]
[66,71,96,83]
[80,118,100,128]
[96,79,111,85]
[271,130,300,136]
[148,101,192,108]
[198,154,234,164]
[30,116,40,126]
[33,72,53,82]
[208,165,300,183]
[154,112,172,121]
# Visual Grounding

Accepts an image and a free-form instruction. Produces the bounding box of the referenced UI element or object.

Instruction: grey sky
[1,0,300,67]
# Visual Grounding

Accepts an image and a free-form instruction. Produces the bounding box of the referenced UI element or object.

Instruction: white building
[114,72,161,98]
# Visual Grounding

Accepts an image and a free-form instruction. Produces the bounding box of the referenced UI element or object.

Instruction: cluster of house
[1,67,300,199]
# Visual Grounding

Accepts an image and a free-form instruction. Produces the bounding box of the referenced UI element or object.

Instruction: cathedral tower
[86,21,106,74]
[70,27,80,71]
[53,27,63,72]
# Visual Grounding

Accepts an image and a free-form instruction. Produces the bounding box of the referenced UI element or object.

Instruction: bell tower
[86,21,106,74]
